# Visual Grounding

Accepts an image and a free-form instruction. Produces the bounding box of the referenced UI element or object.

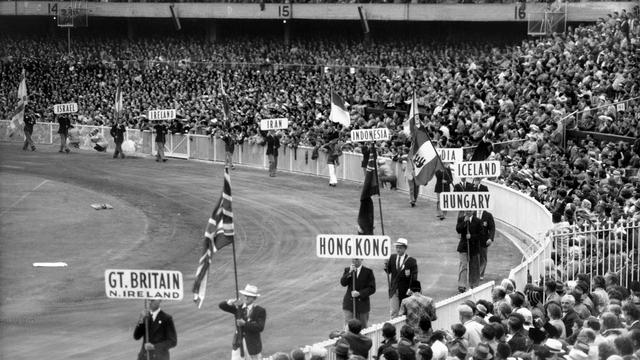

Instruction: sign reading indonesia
[350,128,390,143]
[104,269,183,300]
[260,118,289,131]
[316,235,391,259]
[439,192,494,211]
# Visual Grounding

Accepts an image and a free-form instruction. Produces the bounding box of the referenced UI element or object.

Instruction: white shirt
[396,254,405,270]
[151,308,161,322]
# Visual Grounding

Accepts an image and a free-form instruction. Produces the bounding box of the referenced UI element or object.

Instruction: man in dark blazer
[456,211,483,293]
[340,319,373,358]
[341,258,376,328]
[219,284,267,360]
[385,238,418,318]
[471,177,489,192]
[435,166,454,220]
[133,299,177,360]
[264,130,280,177]
[453,177,475,192]
[477,209,495,281]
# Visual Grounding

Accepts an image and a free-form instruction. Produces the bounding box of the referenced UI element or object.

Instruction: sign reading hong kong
[104,269,183,300]
[439,192,494,211]
[316,235,391,259]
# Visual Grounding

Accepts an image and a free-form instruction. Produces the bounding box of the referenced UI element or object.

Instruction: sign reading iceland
[260,118,289,131]
[316,235,391,259]
[350,128,390,143]
[53,103,78,114]
[148,109,176,121]
[453,161,501,178]
[105,269,183,300]
[439,192,494,211]
[436,148,463,163]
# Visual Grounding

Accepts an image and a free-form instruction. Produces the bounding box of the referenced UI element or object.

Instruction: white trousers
[328,164,337,185]
[231,339,262,360]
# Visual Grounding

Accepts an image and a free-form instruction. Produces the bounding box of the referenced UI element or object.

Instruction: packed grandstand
[1,4,639,360]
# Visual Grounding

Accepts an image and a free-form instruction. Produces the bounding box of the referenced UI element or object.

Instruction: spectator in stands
[340,319,372,359]
[561,295,581,338]
[622,302,640,331]
[459,304,483,349]
[396,325,417,360]
[507,312,532,353]
[448,324,469,360]
[333,340,350,360]
[429,331,449,360]
[399,281,437,334]
[376,323,398,360]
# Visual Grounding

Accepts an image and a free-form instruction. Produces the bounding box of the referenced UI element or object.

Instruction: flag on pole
[358,152,379,235]
[329,92,350,128]
[409,113,444,186]
[402,91,418,137]
[193,168,235,308]
[8,69,27,138]
[220,78,230,123]
[114,85,123,114]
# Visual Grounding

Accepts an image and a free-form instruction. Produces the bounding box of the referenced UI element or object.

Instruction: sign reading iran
[316,235,391,259]
[260,118,289,131]
[439,192,494,211]
[105,269,183,300]
[436,148,463,163]
[350,128,390,143]
[453,161,501,178]
[53,103,78,114]
[148,109,176,121]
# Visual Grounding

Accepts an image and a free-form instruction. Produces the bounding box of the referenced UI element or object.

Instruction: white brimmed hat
[239,284,260,297]
[395,238,409,247]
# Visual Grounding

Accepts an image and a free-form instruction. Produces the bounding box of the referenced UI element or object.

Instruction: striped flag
[410,111,444,186]
[220,78,230,123]
[114,85,123,114]
[402,91,418,137]
[8,69,27,138]
[329,92,350,128]
[193,168,235,308]
[357,150,379,235]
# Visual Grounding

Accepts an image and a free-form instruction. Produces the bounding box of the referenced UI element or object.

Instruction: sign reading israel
[350,128,390,143]
[53,103,78,114]
[316,235,391,259]
[453,161,501,178]
[260,118,289,131]
[105,269,183,300]
[148,109,176,121]
[439,192,494,211]
[436,148,463,163]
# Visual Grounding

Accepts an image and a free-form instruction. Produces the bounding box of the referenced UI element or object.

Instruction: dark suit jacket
[478,210,496,247]
[133,310,177,360]
[456,215,483,255]
[562,309,580,338]
[219,301,267,355]
[453,181,475,192]
[434,168,453,193]
[341,266,376,314]
[472,183,489,192]
[265,134,280,157]
[342,331,373,358]
[385,254,418,300]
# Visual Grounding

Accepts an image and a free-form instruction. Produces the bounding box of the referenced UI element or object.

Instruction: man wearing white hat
[219,284,267,360]
[384,238,418,318]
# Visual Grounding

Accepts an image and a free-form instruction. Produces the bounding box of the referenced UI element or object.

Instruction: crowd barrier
[0,121,553,359]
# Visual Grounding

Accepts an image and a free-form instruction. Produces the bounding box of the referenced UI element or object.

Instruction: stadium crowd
[1,6,640,359]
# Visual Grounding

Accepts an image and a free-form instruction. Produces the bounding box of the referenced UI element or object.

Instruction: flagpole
[144,299,150,360]
[226,166,243,357]
[370,145,385,236]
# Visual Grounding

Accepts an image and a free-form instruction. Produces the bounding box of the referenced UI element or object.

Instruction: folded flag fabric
[329,92,350,128]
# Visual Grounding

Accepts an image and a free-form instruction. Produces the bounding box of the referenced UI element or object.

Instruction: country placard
[260,118,289,131]
[104,269,183,300]
[350,128,390,143]
[148,109,176,121]
[436,148,463,163]
[438,192,494,211]
[316,235,391,259]
[53,103,78,115]
[452,161,501,178]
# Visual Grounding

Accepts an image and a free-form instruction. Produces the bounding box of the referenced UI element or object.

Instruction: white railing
[1,121,553,358]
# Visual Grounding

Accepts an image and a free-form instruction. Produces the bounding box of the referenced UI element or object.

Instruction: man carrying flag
[329,92,351,128]
[9,69,28,139]
[408,105,445,187]
[192,168,235,308]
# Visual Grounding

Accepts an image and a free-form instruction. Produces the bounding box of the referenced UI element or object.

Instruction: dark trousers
[114,141,125,158]
[23,131,35,150]
[59,133,69,152]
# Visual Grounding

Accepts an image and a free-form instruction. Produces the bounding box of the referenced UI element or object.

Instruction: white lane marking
[0,180,49,217]
[33,262,68,267]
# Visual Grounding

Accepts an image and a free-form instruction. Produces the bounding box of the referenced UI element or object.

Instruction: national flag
[114,85,123,114]
[220,78,230,122]
[17,69,27,101]
[193,168,235,308]
[409,114,444,186]
[8,69,27,138]
[402,91,418,137]
[358,151,379,235]
[329,92,350,128]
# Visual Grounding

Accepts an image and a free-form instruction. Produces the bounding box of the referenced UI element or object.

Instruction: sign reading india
[439,192,494,211]
[453,161,501,178]
[316,235,391,259]
[350,128,390,143]
[53,103,78,114]
[436,148,463,163]
[104,269,183,300]
[260,118,289,131]
[148,109,176,121]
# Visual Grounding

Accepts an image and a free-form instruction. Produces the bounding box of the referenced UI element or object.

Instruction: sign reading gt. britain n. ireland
[438,192,494,211]
[350,128,390,143]
[148,109,177,121]
[53,103,78,115]
[452,161,501,178]
[316,235,391,259]
[260,118,289,131]
[104,269,183,300]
